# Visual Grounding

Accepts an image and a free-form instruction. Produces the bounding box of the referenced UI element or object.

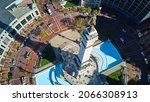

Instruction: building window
[7,27,12,33]
[1,45,6,49]
[35,11,39,15]
[26,15,32,21]
[15,24,22,30]
[3,37,10,45]
[0,58,5,65]
[10,29,17,36]
[12,20,17,25]
[32,13,35,17]
[21,19,27,25]
[8,34,13,38]
[0,36,3,40]
[0,48,4,55]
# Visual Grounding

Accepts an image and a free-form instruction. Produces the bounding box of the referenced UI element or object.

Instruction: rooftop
[9,7,32,19]
[0,0,15,9]
[81,26,98,40]
[9,0,35,19]
[0,0,34,33]
[0,0,16,33]
[0,11,15,34]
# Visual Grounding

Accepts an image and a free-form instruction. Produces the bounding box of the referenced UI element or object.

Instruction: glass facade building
[81,0,150,23]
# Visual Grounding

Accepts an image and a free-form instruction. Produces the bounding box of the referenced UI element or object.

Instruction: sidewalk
[34,63,54,74]
[34,59,60,74]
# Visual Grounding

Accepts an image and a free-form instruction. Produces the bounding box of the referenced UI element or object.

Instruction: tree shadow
[57,33,80,44]
[100,5,136,27]
[75,15,86,19]
[60,17,73,27]
[65,0,79,5]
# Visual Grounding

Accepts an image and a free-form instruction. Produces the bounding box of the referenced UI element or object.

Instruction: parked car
[47,23,53,28]
[44,4,52,15]
[120,37,125,44]
[141,51,145,57]
[122,28,126,33]
[12,59,16,65]
[144,58,148,64]
[24,51,30,59]
[47,8,52,15]
[138,75,141,80]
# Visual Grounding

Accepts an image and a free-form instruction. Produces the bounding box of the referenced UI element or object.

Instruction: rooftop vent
[29,3,36,9]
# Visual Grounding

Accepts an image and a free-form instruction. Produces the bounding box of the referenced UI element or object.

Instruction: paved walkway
[34,59,60,74]
[34,63,54,74]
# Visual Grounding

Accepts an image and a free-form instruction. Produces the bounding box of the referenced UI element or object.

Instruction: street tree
[92,9,98,15]
[80,7,86,14]
[74,18,86,32]
[86,7,92,14]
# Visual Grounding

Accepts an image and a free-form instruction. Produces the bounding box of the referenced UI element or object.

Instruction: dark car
[24,51,30,59]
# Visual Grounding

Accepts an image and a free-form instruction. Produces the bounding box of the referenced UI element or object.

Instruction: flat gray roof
[0,0,15,9]
[9,7,32,19]
[0,0,16,34]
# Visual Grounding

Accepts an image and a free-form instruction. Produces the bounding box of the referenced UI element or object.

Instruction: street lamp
[121,62,127,85]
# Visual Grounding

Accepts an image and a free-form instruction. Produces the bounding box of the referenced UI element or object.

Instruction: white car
[141,51,145,57]
[138,75,141,80]
[120,37,125,44]
[12,59,16,65]
[48,23,53,28]
[47,8,52,15]
[122,28,126,33]
[144,58,148,64]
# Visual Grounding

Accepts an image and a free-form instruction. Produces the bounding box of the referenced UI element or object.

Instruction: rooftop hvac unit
[30,3,36,9]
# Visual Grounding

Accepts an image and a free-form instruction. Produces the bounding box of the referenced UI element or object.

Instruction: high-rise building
[76,25,98,66]
[137,18,150,66]
[81,0,150,23]
[81,0,102,7]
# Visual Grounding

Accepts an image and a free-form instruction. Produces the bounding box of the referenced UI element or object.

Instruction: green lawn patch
[106,69,123,85]
[64,1,78,7]
[40,58,51,67]
[35,0,41,4]
[108,70,121,81]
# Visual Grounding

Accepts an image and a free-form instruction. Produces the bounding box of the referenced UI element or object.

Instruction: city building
[76,25,98,67]
[0,0,41,70]
[81,0,102,7]
[137,18,150,66]
[81,0,150,23]
[35,27,124,85]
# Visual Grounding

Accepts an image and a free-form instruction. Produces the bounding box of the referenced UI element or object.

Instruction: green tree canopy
[86,7,92,14]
